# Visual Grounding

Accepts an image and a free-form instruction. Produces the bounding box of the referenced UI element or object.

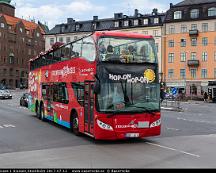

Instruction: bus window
[53,49,61,62]
[71,40,82,58]
[72,83,84,106]
[53,83,69,104]
[60,44,71,61]
[81,36,96,61]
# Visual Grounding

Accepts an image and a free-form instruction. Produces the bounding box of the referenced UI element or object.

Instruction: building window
[180,52,186,62]
[66,37,71,43]
[74,36,78,41]
[180,39,186,47]
[59,37,63,43]
[202,52,208,61]
[168,69,174,78]
[28,49,31,55]
[180,69,186,79]
[174,11,182,19]
[0,23,5,28]
[114,21,119,27]
[50,38,55,45]
[169,25,175,34]
[134,19,139,26]
[208,7,216,16]
[181,25,187,33]
[191,38,197,46]
[76,24,80,31]
[8,25,12,30]
[124,20,129,27]
[36,32,40,37]
[153,18,159,24]
[143,19,148,25]
[201,69,207,78]
[190,9,199,18]
[191,24,197,30]
[153,30,159,36]
[168,53,174,63]
[143,31,148,35]
[214,68,216,78]
[202,23,208,32]
[190,68,197,78]
[191,52,197,60]
[202,37,208,46]
[155,43,159,53]
[214,51,216,61]
[168,40,174,47]
[26,30,30,35]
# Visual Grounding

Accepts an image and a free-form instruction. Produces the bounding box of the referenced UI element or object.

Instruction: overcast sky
[13,0,180,29]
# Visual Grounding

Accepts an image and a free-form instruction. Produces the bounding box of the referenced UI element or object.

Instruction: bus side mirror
[94,81,100,94]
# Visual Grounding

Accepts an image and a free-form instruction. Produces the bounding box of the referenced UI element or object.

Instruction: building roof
[0,14,45,34]
[174,0,216,7]
[47,10,165,35]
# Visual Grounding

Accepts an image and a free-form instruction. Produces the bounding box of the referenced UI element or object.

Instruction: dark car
[0,90,12,99]
[20,93,30,107]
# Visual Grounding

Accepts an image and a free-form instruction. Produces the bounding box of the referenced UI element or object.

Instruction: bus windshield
[98,37,157,63]
[97,81,160,113]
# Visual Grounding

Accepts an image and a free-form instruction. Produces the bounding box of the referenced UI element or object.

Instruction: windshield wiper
[127,105,156,115]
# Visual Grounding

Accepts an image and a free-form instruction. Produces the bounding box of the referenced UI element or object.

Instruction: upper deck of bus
[30,31,154,62]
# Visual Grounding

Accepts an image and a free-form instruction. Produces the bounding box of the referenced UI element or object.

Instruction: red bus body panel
[28,31,161,140]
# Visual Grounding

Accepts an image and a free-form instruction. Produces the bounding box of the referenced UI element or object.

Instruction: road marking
[177,117,216,124]
[0,124,16,129]
[146,142,200,158]
[166,127,180,131]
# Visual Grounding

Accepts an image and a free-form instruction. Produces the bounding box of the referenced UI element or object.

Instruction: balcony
[187,60,199,67]
[189,29,199,37]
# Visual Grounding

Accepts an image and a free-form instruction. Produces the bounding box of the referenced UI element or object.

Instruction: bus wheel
[72,113,80,136]
[40,104,46,122]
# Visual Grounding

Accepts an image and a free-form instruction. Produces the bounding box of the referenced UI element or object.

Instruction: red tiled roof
[1,14,45,34]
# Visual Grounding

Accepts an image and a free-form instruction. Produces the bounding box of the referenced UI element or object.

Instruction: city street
[0,91,216,168]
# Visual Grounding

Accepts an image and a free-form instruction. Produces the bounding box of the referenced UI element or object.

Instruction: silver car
[0,90,12,99]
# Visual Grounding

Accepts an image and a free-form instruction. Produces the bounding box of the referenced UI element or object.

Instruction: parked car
[20,93,30,107]
[0,90,12,99]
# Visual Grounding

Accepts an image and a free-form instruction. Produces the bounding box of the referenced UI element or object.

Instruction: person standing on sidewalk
[204,92,208,102]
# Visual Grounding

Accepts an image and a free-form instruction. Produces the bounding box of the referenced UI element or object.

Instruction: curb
[161,107,183,112]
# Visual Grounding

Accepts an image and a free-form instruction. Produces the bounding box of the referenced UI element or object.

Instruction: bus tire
[40,104,46,122]
[71,112,80,136]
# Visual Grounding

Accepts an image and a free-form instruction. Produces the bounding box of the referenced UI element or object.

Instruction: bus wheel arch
[70,109,80,136]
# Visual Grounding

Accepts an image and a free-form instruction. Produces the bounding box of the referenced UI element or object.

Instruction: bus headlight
[97,120,113,131]
[150,119,161,128]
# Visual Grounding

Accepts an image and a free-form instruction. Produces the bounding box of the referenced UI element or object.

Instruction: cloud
[121,0,168,15]
[15,0,105,29]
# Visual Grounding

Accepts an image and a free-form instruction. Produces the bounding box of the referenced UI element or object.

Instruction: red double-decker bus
[28,31,161,140]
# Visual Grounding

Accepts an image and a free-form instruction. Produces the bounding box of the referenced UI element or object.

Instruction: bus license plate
[125,133,139,138]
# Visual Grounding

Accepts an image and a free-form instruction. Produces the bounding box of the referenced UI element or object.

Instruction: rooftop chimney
[134,9,138,17]
[67,18,75,24]
[93,16,98,21]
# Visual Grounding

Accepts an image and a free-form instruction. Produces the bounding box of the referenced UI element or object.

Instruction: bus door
[84,81,94,134]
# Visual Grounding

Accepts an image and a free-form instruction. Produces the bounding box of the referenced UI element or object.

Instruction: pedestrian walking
[204,92,208,102]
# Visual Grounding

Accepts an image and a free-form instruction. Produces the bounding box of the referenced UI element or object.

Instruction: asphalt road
[0,91,216,168]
